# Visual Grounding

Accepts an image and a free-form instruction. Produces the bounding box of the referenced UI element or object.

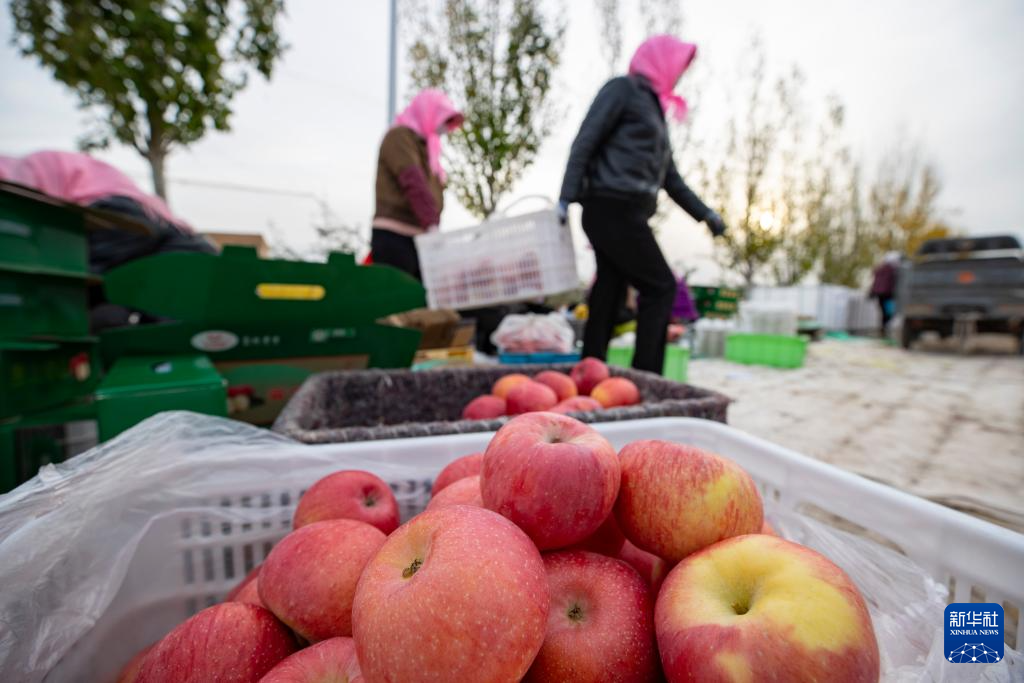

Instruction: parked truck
[900,235,1024,350]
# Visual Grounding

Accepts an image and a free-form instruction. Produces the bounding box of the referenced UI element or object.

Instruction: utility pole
[387,0,398,125]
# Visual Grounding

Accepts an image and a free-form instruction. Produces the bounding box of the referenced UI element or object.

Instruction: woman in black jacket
[559,35,725,373]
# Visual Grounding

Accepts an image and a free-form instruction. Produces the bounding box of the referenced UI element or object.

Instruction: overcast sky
[1,0,1021,282]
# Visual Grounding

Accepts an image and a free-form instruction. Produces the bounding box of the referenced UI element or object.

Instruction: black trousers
[581,196,676,373]
[371,228,422,281]
[877,295,894,333]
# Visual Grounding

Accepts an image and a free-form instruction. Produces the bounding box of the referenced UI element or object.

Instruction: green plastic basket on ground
[606,345,689,382]
[725,334,807,369]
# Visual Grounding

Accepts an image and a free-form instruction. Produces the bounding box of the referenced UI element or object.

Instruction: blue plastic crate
[498,351,581,365]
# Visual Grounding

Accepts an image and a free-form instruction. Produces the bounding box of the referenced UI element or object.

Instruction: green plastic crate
[0,187,89,277]
[606,345,689,382]
[95,355,228,440]
[0,340,101,419]
[725,334,807,369]
[0,268,91,340]
[0,399,99,493]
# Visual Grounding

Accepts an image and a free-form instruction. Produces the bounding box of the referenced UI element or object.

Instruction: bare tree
[593,0,622,74]
[638,0,683,35]
[870,146,953,256]
[701,38,800,286]
[268,202,367,261]
[406,0,564,219]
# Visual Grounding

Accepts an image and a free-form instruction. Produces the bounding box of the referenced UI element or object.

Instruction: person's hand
[704,210,726,238]
[557,200,569,225]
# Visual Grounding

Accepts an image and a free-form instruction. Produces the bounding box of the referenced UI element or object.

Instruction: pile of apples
[462,357,642,420]
[121,412,882,683]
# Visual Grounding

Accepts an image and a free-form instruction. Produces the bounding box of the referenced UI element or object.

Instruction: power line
[167,176,319,200]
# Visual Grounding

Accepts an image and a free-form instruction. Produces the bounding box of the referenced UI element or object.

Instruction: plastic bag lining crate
[5,413,1022,682]
[414,208,579,310]
[273,364,730,443]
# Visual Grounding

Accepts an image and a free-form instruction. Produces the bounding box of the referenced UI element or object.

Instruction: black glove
[704,210,726,238]
[557,200,569,226]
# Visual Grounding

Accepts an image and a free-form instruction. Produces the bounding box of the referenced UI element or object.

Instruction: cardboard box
[412,345,475,370]
[382,308,475,350]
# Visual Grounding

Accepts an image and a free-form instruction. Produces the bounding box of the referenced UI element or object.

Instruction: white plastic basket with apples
[0,411,1021,682]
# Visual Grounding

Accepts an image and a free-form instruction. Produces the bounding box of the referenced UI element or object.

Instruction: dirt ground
[688,335,1024,533]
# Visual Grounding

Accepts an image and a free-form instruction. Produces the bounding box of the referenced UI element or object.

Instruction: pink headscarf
[394,89,464,183]
[0,150,190,230]
[628,35,697,122]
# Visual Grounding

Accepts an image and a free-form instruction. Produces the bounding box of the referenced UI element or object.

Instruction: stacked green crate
[690,285,741,319]
[0,185,103,490]
[0,187,101,419]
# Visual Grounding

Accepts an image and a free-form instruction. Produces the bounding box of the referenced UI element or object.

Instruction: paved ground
[688,335,1024,533]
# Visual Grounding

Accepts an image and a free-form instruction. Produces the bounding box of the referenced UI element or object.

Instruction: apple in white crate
[524,550,658,682]
[655,534,880,682]
[135,602,296,682]
[615,440,763,563]
[481,412,620,550]
[292,470,399,535]
[260,636,363,682]
[259,519,386,641]
[570,513,626,556]
[115,644,152,683]
[432,452,483,493]
[617,539,668,594]
[225,564,261,601]
[352,505,549,683]
[426,474,483,510]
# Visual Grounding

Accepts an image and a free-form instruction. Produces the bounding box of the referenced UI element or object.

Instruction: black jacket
[559,75,710,220]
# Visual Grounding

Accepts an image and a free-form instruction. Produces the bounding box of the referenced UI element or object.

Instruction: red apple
[761,520,778,536]
[225,564,261,601]
[481,412,620,550]
[570,514,626,556]
[115,644,152,683]
[136,603,296,683]
[432,452,484,493]
[506,380,559,414]
[231,576,265,608]
[352,505,549,683]
[534,370,578,402]
[462,394,506,420]
[591,377,641,408]
[656,534,879,683]
[524,551,657,682]
[550,396,603,415]
[293,470,399,535]
[260,636,363,683]
[492,373,531,399]
[570,357,610,395]
[426,475,483,510]
[259,520,386,642]
[615,440,763,563]
[618,539,668,595]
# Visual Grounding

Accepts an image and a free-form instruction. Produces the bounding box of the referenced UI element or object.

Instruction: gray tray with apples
[272,364,730,444]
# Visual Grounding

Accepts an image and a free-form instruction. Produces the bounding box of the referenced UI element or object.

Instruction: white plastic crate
[2,414,1022,681]
[415,207,579,309]
[848,293,883,331]
[748,285,856,331]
